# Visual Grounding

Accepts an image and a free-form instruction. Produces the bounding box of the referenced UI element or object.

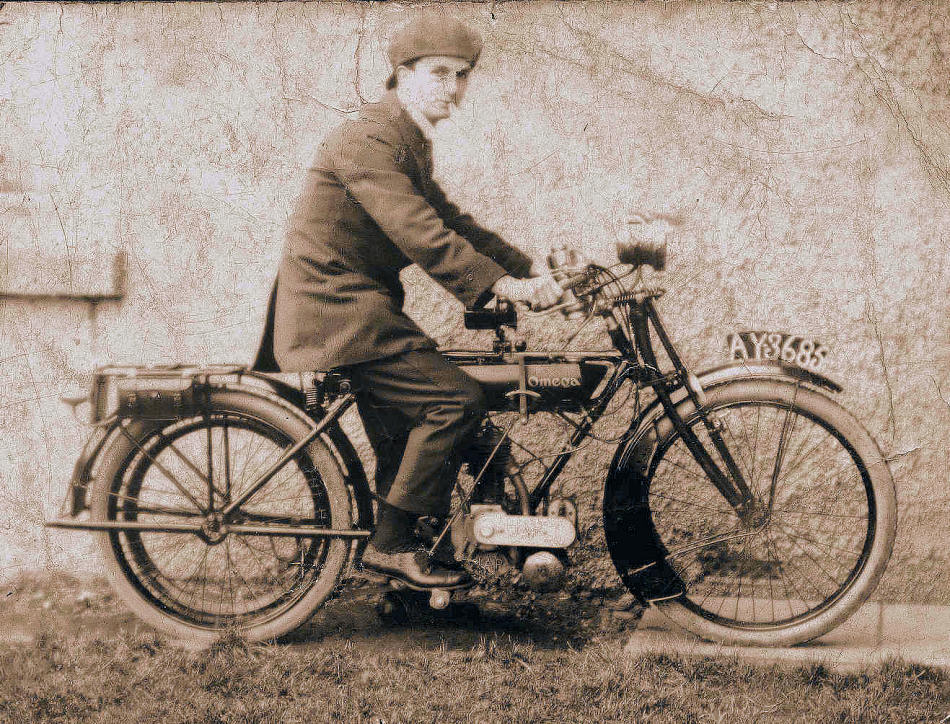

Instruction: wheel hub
[200,512,228,545]
[739,498,771,529]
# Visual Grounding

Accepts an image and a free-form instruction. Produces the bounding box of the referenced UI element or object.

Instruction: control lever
[464,299,517,330]
[546,244,589,318]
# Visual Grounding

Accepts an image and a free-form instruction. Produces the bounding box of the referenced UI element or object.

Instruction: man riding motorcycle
[254,13,562,588]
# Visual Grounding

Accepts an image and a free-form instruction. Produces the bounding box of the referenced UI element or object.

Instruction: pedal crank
[387,579,455,608]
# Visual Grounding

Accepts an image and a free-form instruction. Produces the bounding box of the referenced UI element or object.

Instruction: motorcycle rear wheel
[609,379,896,647]
[90,388,353,643]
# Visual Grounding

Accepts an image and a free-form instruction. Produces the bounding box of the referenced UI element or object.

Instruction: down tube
[528,362,633,511]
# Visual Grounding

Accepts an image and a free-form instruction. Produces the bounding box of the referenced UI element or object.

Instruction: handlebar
[465,232,672,330]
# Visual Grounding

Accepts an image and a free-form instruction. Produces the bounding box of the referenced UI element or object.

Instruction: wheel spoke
[762,526,812,617]
[774,507,867,520]
[225,538,267,611]
[108,490,201,516]
[770,518,863,560]
[775,434,841,490]
[656,453,719,484]
[768,396,799,512]
[118,425,205,512]
[159,439,219,504]
[767,518,846,588]
[135,533,196,580]
[768,530,835,603]
[648,490,735,516]
[775,415,821,484]
[223,420,232,500]
[720,415,756,496]
[206,413,215,511]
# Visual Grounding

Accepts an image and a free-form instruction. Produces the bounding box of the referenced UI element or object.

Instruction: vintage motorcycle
[47,235,897,647]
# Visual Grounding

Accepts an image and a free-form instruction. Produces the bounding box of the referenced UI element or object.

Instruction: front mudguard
[603,361,842,603]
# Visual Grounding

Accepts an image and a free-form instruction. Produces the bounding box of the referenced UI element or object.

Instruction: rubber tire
[647,379,897,647]
[90,388,354,644]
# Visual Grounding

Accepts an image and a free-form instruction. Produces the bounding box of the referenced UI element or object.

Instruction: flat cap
[386,14,483,88]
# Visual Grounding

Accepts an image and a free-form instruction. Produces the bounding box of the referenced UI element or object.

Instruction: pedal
[469,511,576,549]
[356,567,391,585]
[360,569,472,594]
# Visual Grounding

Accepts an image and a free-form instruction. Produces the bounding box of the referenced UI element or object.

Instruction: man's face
[396,55,472,124]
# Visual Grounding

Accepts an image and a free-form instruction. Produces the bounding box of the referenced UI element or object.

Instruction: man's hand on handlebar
[492,272,563,311]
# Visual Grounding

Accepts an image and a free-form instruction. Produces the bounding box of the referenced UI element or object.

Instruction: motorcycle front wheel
[607,378,897,647]
[90,388,354,643]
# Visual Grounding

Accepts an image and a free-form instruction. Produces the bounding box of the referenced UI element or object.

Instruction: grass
[1,573,949,723]
[1,628,948,723]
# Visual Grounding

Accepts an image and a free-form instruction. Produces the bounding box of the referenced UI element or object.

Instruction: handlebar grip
[549,269,576,290]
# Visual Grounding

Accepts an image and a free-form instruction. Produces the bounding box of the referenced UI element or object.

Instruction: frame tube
[220,394,354,519]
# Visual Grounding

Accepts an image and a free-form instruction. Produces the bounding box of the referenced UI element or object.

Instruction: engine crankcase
[469,509,576,549]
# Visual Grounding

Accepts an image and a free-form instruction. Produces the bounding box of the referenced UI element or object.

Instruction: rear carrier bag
[90,366,233,422]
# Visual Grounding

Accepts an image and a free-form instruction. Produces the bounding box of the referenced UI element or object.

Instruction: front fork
[629,299,760,522]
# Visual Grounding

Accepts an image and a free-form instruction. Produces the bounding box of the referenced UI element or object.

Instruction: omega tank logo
[527,375,581,388]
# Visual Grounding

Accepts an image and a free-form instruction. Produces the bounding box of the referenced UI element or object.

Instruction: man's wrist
[527,262,542,278]
[491,275,514,297]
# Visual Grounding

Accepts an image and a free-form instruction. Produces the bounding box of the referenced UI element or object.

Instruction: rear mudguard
[65,424,115,516]
[603,361,841,603]
[63,374,374,532]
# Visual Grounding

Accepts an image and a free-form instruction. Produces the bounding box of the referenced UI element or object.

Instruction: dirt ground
[0,571,642,651]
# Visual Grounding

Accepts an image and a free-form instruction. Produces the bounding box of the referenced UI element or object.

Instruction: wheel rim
[649,398,875,630]
[107,412,334,631]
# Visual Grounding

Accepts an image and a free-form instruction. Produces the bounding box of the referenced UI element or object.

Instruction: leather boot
[361,544,472,589]
[415,516,465,571]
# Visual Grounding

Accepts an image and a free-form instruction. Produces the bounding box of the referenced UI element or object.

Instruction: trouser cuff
[385,491,451,518]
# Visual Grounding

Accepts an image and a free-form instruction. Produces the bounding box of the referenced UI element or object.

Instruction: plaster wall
[1,1,948,602]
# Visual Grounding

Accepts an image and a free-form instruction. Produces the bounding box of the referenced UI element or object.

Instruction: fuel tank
[444,351,616,412]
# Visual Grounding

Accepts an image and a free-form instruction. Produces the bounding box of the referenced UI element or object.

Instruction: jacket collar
[368,90,432,171]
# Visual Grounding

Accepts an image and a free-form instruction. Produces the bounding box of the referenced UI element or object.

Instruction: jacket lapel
[376,91,432,180]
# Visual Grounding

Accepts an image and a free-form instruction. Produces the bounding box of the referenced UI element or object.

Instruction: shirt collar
[379,89,434,146]
[401,100,436,143]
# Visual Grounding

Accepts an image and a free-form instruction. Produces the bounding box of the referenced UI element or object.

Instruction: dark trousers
[345,349,487,516]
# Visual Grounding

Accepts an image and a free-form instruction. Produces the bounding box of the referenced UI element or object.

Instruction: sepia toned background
[1,1,947,603]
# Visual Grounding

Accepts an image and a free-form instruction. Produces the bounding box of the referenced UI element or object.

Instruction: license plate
[726,331,830,373]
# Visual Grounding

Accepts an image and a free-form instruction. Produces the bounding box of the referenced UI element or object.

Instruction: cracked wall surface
[1,1,948,603]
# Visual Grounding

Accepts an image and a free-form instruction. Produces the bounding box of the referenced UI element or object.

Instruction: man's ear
[394,64,412,88]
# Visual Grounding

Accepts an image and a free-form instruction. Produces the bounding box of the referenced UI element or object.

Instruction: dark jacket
[256,91,532,372]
